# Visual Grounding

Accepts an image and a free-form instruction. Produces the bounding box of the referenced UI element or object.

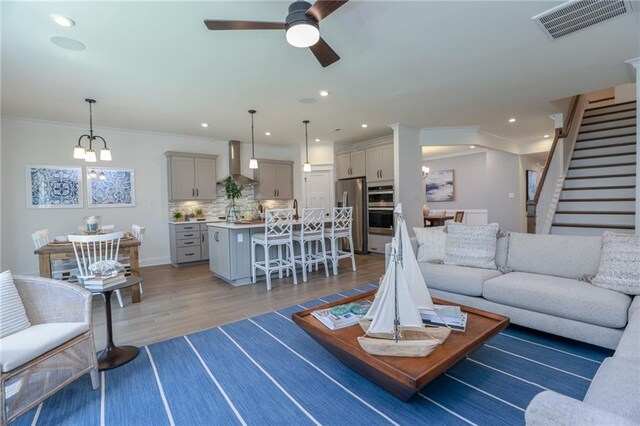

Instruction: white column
[389,123,423,231]
[625,58,639,234]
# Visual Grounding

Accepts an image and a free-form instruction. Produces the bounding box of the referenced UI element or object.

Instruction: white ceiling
[2,1,638,146]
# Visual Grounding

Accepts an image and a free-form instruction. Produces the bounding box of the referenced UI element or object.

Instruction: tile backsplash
[169,184,290,220]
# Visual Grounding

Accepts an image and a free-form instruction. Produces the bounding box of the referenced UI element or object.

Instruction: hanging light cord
[304,120,310,163]
[250,110,256,158]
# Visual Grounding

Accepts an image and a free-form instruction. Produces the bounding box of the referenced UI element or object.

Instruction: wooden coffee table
[292,289,509,401]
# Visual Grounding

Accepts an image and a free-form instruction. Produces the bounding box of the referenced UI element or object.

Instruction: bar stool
[326,207,356,276]
[251,209,297,291]
[293,208,329,282]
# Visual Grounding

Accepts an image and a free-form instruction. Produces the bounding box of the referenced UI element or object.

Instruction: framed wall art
[26,165,83,209]
[425,169,455,202]
[87,167,136,208]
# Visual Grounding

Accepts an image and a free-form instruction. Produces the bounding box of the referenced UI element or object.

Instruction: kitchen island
[208,220,332,286]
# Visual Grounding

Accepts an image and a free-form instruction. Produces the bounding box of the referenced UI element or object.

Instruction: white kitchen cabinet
[336,151,366,179]
[253,160,294,200]
[366,144,394,182]
[165,152,218,201]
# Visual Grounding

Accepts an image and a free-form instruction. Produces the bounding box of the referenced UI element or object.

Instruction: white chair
[31,228,50,249]
[131,225,145,294]
[251,209,297,291]
[68,232,126,308]
[326,207,356,276]
[293,208,329,282]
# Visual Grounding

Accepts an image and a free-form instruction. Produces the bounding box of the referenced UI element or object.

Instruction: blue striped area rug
[13,283,613,426]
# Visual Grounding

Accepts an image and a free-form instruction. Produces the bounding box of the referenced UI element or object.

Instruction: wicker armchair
[1,275,99,424]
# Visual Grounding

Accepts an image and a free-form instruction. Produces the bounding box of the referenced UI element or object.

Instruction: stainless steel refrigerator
[336,178,368,254]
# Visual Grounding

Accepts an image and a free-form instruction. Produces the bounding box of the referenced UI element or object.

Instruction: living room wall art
[425,169,455,202]
[87,168,136,208]
[526,170,539,201]
[26,165,83,209]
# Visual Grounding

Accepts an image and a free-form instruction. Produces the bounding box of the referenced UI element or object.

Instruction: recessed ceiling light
[52,15,75,27]
[201,122,208,128]
[508,118,516,123]
[319,90,329,97]
[265,132,271,136]
[49,36,85,51]
[315,138,320,142]
[470,145,476,149]
[361,124,368,128]
[544,134,550,138]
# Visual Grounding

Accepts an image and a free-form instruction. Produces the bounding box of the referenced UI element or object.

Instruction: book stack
[83,272,127,290]
[312,301,372,331]
[421,305,468,331]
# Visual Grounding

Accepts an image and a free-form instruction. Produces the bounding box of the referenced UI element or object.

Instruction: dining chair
[31,229,50,249]
[326,207,356,276]
[251,209,297,291]
[454,211,465,223]
[68,232,126,308]
[130,225,145,294]
[293,208,329,282]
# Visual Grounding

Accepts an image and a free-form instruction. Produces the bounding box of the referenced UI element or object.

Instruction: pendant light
[74,99,112,162]
[303,120,311,173]
[248,109,258,169]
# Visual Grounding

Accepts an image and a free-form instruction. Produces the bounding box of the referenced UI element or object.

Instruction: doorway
[304,170,333,215]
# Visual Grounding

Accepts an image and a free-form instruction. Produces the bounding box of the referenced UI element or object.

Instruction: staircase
[551,100,637,236]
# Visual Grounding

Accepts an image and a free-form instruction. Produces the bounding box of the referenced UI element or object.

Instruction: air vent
[533,0,634,39]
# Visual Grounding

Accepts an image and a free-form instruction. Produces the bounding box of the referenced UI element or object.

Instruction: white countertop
[169,219,225,225]
[208,218,331,230]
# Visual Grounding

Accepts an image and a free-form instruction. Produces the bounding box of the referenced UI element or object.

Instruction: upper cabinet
[253,160,294,200]
[165,152,218,202]
[336,151,366,179]
[366,144,394,182]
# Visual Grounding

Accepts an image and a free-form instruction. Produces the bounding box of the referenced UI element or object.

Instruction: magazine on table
[312,301,372,330]
[421,304,468,331]
[83,272,126,288]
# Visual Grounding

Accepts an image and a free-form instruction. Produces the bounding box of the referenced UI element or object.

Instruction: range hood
[217,140,258,185]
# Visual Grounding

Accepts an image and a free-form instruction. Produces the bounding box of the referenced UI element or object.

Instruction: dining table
[34,234,143,303]
[424,215,454,227]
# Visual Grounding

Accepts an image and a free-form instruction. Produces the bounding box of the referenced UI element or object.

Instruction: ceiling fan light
[249,157,258,169]
[286,22,319,48]
[100,148,112,161]
[85,149,97,162]
[73,145,86,159]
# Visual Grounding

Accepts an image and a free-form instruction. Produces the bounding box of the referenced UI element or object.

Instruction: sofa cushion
[444,222,500,269]
[413,226,446,263]
[0,322,89,372]
[419,262,502,297]
[495,233,509,269]
[506,233,601,279]
[483,272,631,328]
[591,232,640,295]
[584,357,640,424]
[0,270,31,339]
[614,309,640,363]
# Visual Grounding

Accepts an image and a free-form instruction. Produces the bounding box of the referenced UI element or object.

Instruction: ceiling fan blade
[306,0,349,21]
[309,37,340,68]
[204,20,286,30]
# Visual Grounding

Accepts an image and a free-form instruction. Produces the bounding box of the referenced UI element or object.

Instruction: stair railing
[527,95,582,233]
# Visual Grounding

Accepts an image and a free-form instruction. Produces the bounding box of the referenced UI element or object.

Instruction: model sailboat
[358,204,450,357]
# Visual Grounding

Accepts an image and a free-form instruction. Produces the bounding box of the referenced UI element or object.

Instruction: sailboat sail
[399,210,435,313]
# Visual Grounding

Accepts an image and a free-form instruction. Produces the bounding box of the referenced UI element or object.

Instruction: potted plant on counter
[224,176,243,223]
[194,207,206,220]
[172,210,184,222]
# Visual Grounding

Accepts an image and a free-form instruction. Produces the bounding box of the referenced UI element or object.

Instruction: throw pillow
[413,226,446,263]
[444,223,500,269]
[0,270,31,339]
[591,232,640,295]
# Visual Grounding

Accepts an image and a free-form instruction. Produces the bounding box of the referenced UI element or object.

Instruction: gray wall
[485,150,522,232]
[423,152,487,211]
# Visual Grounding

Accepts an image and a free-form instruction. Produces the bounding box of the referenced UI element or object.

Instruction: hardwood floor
[91,254,385,350]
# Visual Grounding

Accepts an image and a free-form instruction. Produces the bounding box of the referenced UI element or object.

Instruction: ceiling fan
[204,0,349,68]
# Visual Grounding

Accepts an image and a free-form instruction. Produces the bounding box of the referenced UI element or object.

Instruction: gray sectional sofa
[386,231,639,425]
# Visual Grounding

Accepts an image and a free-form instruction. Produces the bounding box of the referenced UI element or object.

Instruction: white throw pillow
[413,227,446,263]
[444,223,500,269]
[591,232,640,295]
[0,270,31,339]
